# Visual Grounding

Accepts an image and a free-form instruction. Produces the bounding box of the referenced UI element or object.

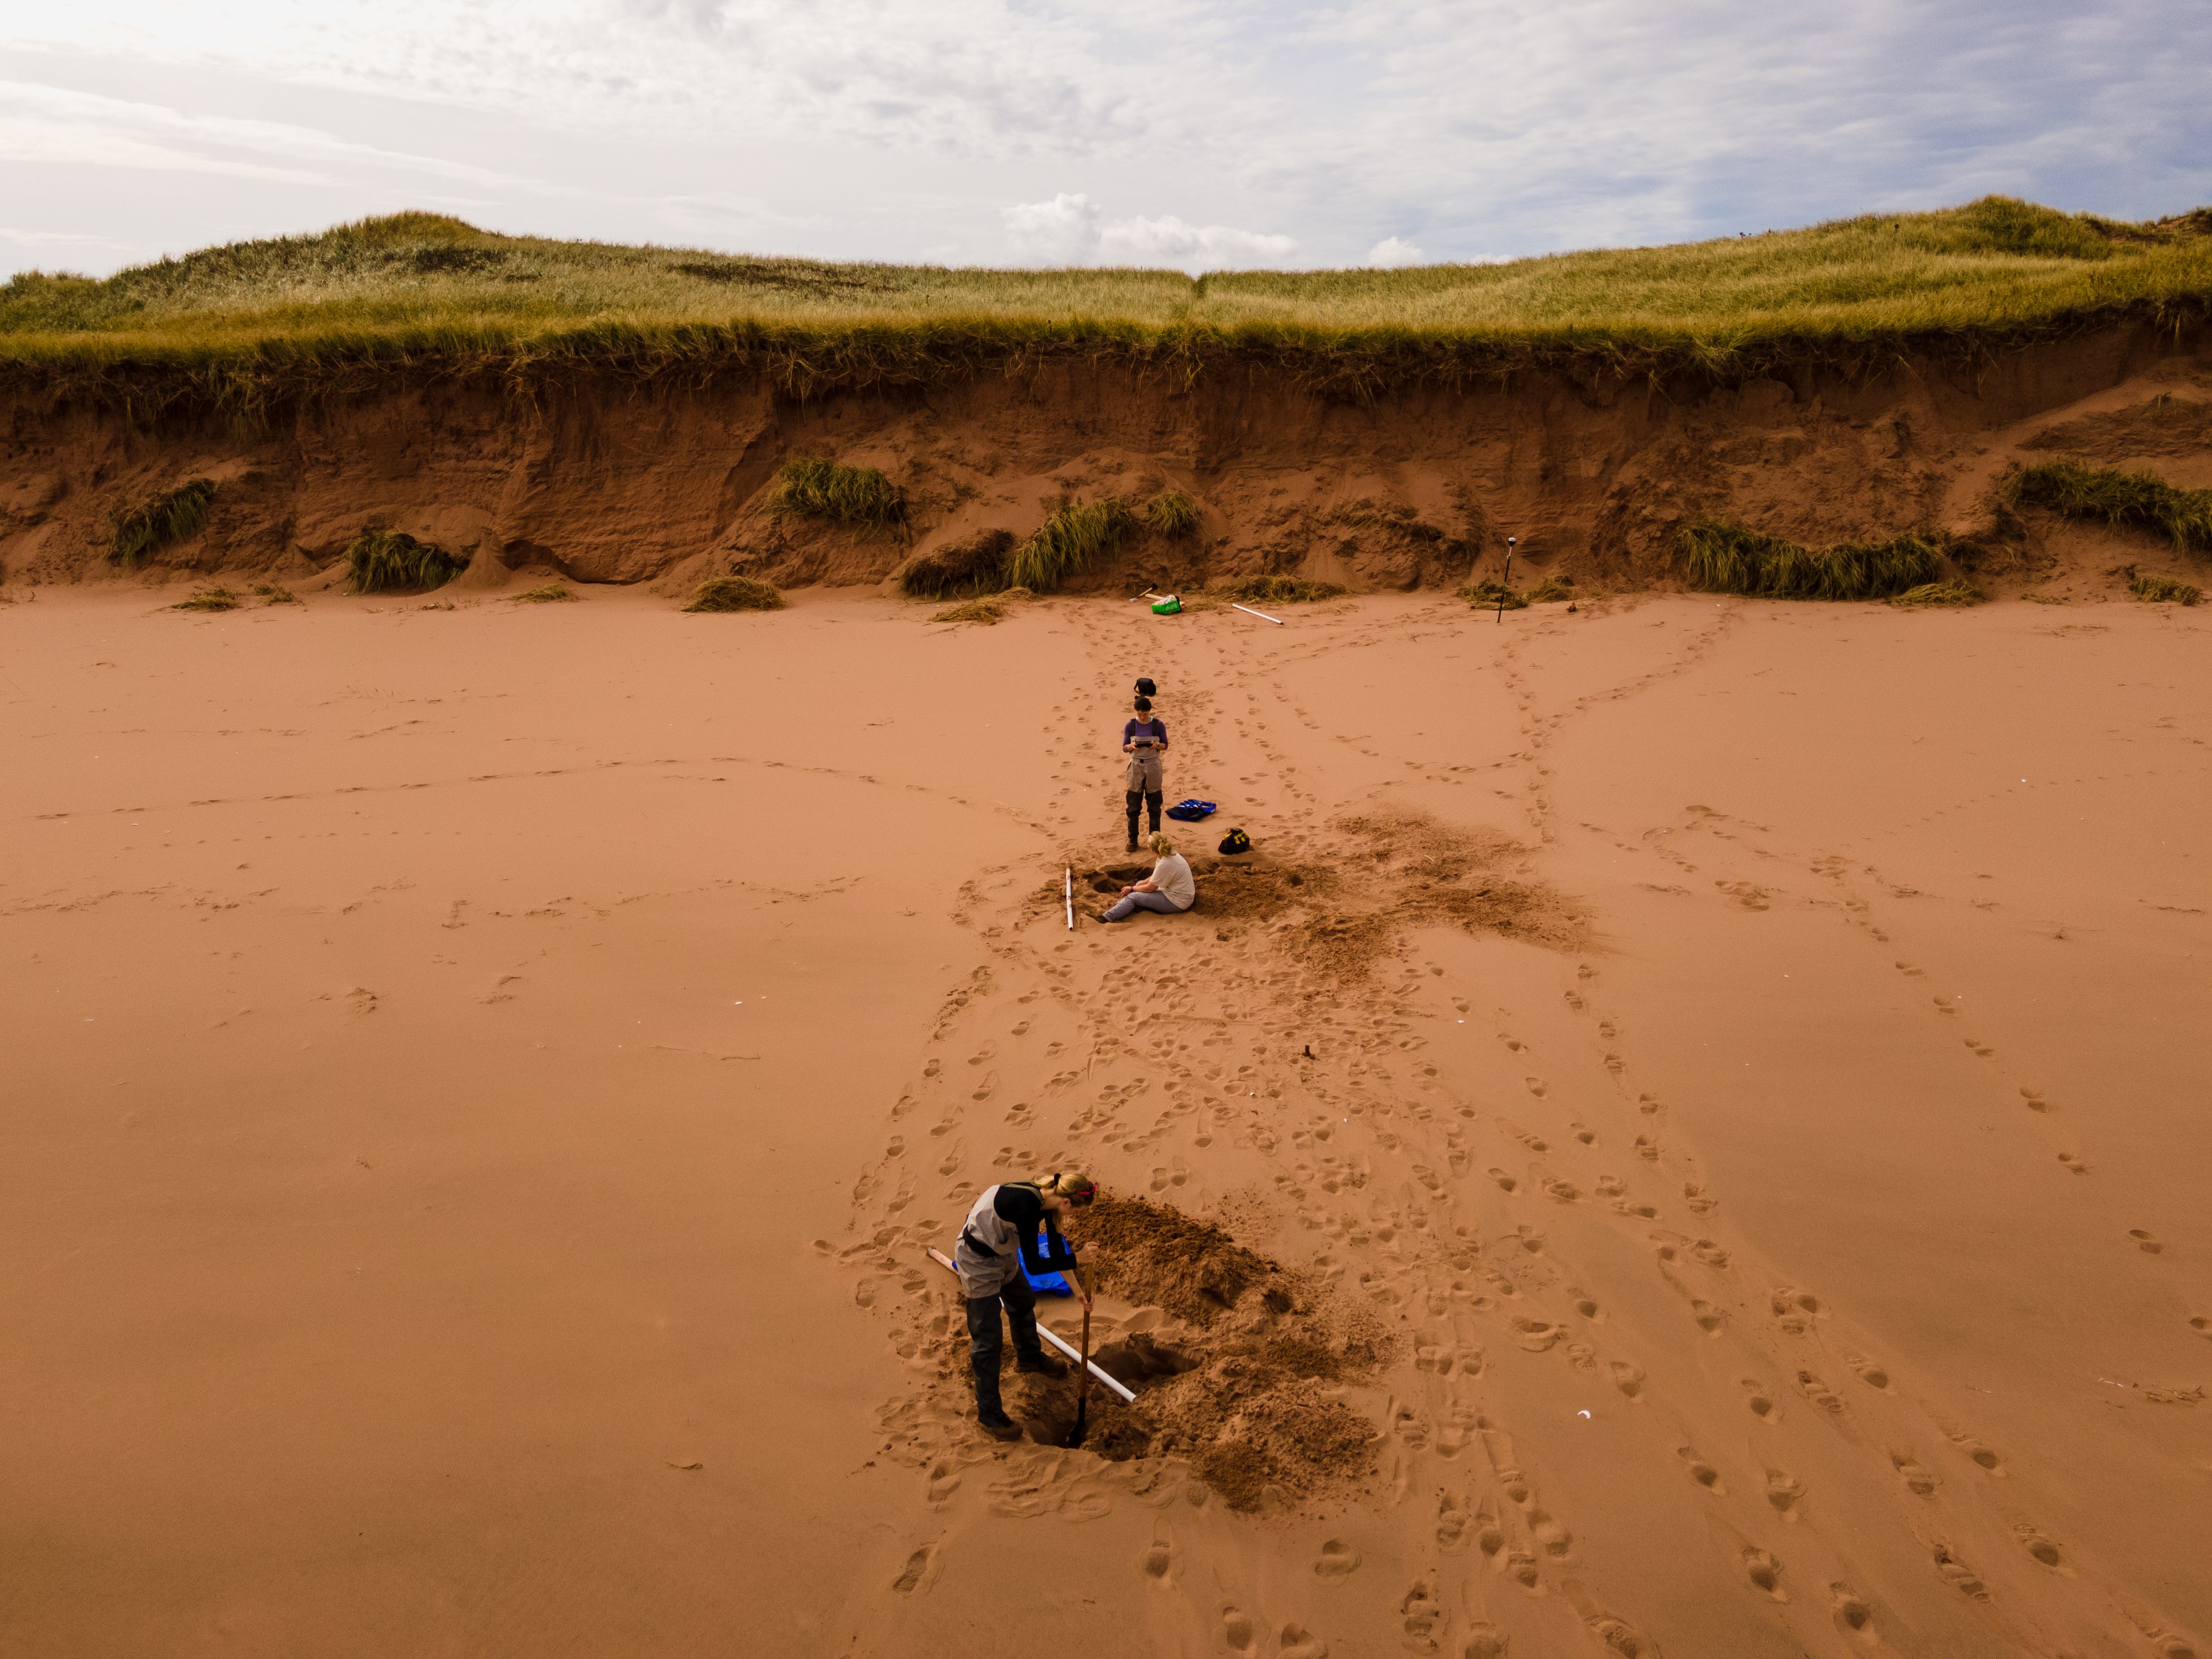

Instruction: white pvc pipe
[926,1247,1138,1403]
[1230,603,1284,625]
[1065,867,1073,930]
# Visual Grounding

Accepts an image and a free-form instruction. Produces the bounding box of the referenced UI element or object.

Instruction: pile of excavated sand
[1004,1196,1391,1511]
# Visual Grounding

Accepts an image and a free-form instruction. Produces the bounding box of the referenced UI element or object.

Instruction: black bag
[1134,677,1156,697]
[1218,827,1252,855]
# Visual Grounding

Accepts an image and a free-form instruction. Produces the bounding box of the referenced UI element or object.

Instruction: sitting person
[1099,832,1196,922]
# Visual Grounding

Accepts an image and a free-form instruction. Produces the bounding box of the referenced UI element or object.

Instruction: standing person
[1123,695,1168,853]
[1099,832,1196,922]
[953,1172,1100,1441]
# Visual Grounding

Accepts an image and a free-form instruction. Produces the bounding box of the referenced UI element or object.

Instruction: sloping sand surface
[3,586,2207,1658]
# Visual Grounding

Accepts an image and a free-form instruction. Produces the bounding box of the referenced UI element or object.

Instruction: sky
[3,1,2208,279]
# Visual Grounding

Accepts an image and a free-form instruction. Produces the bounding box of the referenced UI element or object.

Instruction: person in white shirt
[1098,832,1196,922]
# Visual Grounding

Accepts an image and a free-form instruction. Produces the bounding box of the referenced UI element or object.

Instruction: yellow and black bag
[1217,827,1252,855]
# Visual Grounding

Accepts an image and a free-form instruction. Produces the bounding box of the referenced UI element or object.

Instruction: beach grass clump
[173,586,239,611]
[345,530,467,593]
[932,596,1005,624]
[2009,459,2212,552]
[684,575,785,612]
[1222,575,1345,603]
[898,528,1015,598]
[253,583,298,604]
[1526,574,1575,603]
[1007,498,1138,591]
[2129,571,2201,604]
[766,458,903,525]
[1145,490,1200,536]
[107,478,216,566]
[1459,580,1531,611]
[1888,580,1984,608]
[510,583,577,603]
[1676,520,1946,600]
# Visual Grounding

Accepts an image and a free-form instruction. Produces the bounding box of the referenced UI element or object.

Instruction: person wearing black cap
[953,1172,1100,1439]
[1123,695,1168,853]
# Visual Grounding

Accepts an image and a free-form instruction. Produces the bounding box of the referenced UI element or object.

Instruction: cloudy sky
[3,1,2208,279]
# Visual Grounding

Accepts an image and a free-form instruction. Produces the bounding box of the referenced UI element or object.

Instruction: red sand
[3,585,2208,1658]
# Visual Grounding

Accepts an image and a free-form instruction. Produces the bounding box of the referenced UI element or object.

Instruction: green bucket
[1150,596,1182,615]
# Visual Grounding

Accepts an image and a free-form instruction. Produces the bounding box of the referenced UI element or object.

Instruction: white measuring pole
[1230,603,1284,625]
[1065,867,1073,930]
[925,1247,1137,1403]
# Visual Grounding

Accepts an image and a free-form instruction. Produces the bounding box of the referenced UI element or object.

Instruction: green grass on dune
[2128,571,2200,604]
[3,199,2206,405]
[345,529,468,593]
[767,457,904,524]
[1677,520,1948,600]
[108,478,216,565]
[1007,498,1138,591]
[685,576,785,612]
[2009,458,2212,552]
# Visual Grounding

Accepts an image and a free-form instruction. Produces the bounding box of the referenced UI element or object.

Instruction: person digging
[954,1172,1100,1441]
[1121,695,1168,853]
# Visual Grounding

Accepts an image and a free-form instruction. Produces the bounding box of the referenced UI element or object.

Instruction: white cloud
[1363,236,1423,267]
[1004,193,1292,271]
[3,0,2209,278]
[1003,191,1101,265]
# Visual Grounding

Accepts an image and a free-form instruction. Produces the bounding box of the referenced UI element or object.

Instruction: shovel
[1068,1261,1093,1448]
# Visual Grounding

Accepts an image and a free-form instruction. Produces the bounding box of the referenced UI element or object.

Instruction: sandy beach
[4,584,2207,1658]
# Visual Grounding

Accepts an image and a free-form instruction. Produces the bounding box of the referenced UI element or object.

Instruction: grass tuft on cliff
[1221,575,1345,603]
[897,528,1015,598]
[108,478,216,565]
[2008,459,2212,552]
[1676,520,1947,601]
[5,198,2208,405]
[1008,498,1137,591]
[2128,571,2200,604]
[1145,490,1200,535]
[685,576,785,612]
[768,458,904,524]
[346,529,468,593]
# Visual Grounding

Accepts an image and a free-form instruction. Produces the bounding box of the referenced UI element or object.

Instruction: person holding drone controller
[1121,677,1168,853]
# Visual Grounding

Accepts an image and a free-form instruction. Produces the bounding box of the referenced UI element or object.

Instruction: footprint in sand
[1794,1370,1845,1413]
[2013,1525,2065,1569]
[1514,1226,1545,1255]
[1401,1580,1446,1653]
[1848,1357,1893,1392]
[891,1542,938,1593]
[1595,1176,1627,1199]
[1609,1362,1646,1400]
[1950,1433,2005,1474]
[1139,1535,1174,1583]
[1677,1447,1726,1493]
[1512,1318,1560,1353]
[1543,1180,1579,1204]
[2057,1152,2089,1173]
[1315,1538,1362,1578]
[2020,1086,2050,1112]
[1488,1169,1519,1193]
[1890,1452,1937,1495]
[1743,1546,1787,1600]
[2129,1228,2164,1254]
[1931,1544,1990,1600]
[1221,1606,1259,1654]
[1437,1491,1470,1550]
[1829,1583,1878,1644]
[1569,1290,1601,1320]
[1691,1300,1725,1334]
[1466,1621,1509,1658]
[1572,1124,1596,1145]
[2191,1316,2212,1340]
[1765,1469,1804,1517]
[1279,1625,1326,1659]
[1741,1380,1778,1421]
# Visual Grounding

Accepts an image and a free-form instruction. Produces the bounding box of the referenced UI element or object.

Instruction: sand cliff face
[3,320,2208,597]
